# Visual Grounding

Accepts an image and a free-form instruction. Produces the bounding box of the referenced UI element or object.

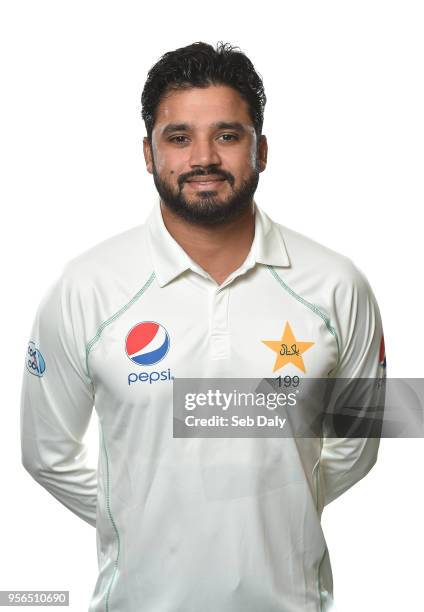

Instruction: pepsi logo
[125,321,170,366]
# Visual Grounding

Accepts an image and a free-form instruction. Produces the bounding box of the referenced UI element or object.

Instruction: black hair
[141,41,266,141]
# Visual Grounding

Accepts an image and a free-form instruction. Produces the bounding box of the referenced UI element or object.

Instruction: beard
[152,158,260,227]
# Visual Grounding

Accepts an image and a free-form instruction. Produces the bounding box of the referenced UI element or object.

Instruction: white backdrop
[1,1,423,610]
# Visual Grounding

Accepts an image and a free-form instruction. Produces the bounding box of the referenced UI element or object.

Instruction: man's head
[141,42,268,226]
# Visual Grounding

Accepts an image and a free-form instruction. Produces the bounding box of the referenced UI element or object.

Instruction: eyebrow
[161,121,246,135]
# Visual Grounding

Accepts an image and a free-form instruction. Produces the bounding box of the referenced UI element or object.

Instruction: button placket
[209,286,230,360]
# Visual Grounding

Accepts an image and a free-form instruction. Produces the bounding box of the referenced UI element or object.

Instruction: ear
[143,137,153,174]
[257,134,268,173]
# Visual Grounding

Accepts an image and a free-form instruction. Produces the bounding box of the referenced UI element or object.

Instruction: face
[143,84,268,226]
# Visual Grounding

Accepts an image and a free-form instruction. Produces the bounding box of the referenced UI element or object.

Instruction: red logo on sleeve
[379,334,386,364]
[378,334,386,378]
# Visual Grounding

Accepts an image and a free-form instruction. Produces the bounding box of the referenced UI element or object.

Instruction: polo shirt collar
[146,198,290,287]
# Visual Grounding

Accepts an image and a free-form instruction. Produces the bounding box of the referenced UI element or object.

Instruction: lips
[186,176,226,183]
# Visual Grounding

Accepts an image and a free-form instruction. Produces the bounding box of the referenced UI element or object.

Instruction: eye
[218,133,239,142]
[169,135,189,144]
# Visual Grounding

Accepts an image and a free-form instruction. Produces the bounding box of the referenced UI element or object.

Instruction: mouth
[185,176,227,189]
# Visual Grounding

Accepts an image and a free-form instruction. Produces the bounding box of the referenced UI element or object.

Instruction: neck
[160,200,256,286]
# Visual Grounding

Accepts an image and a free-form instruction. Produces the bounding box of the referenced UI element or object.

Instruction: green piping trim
[100,422,120,612]
[315,436,327,611]
[85,271,156,376]
[269,263,336,607]
[266,265,340,373]
[267,265,340,612]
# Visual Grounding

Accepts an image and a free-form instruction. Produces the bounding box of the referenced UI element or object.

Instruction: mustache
[178,167,235,188]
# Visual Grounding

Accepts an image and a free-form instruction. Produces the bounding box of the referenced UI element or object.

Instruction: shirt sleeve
[318,259,387,507]
[20,266,97,527]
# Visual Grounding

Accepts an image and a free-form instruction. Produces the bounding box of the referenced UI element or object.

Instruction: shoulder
[40,221,155,353]
[275,220,372,293]
[66,223,148,274]
[60,222,152,294]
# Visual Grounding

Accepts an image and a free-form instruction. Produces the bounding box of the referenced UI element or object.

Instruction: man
[20,41,386,611]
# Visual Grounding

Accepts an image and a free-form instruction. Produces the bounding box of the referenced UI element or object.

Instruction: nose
[188,138,221,168]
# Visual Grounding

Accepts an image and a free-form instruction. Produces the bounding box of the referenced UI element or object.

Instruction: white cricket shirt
[20,200,386,611]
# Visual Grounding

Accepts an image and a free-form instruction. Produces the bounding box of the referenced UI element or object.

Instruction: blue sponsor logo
[128,368,173,386]
[26,341,46,377]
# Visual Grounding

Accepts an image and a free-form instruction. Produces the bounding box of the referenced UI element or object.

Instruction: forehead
[154,84,253,130]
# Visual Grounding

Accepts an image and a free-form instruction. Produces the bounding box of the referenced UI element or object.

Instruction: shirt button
[211,334,230,359]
